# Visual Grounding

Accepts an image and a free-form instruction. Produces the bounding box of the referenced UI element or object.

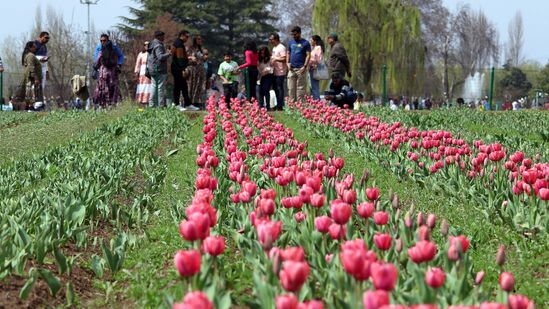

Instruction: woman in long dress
[134,41,151,105]
[187,35,206,108]
[15,41,43,110]
[93,39,121,108]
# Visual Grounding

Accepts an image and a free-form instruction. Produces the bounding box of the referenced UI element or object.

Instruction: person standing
[94,34,124,68]
[171,30,192,111]
[15,41,43,110]
[286,26,311,103]
[308,35,324,100]
[257,46,274,110]
[269,32,287,111]
[326,33,351,79]
[186,35,205,110]
[34,31,49,100]
[147,31,171,108]
[203,48,215,102]
[217,51,240,109]
[239,40,259,101]
[134,41,151,105]
[93,35,123,108]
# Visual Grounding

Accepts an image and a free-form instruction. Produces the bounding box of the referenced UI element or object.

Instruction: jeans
[223,82,238,109]
[309,69,320,100]
[173,70,191,106]
[245,66,258,100]
[259,74,274,110]
[274,75,286,109]
[149,73,167,107]
[287,68,307,103]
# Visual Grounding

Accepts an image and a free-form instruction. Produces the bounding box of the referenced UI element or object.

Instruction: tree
[536,62,549,94]
[0,5,86,100]
[313,0,425,97]
[121,0,277,62]
[499,67,532,100]
[271,0,314,39]
[506,11,524,67]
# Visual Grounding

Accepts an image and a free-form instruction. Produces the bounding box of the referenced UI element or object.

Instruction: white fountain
[462,72,485,103]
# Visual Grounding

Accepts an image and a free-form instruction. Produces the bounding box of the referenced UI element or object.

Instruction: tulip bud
[496,245,506,266]
[427,213,436,229]
[328,148,334,158]
[475,271,485,285]
[360,169,369,187]
[404,212,413,229]
[272,251,282,275]
[395,238,403,253]
[499,272,515,292]
[447,244,460,261]
[440,219,449,237]
[391,194,400,209]
[388,189,395,204]
[417,211,424,226]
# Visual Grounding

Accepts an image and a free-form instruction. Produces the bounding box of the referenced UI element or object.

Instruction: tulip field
[0,99,547,309]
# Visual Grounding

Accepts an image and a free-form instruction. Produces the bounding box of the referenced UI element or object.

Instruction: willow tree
[313,0,424,97]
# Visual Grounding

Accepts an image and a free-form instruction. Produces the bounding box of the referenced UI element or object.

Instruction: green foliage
[498,67,532,100]
[122,0,277,61]
[313,0,425,95]
[537,61,549,94]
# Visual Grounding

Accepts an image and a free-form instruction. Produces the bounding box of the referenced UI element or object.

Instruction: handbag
[313,61,330,80]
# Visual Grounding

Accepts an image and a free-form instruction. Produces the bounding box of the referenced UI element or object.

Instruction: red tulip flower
[366,187,380,201]
[408,240,437,264]
[373,233,392,251]
[507,294,533,309]
[449,235,470,253]
[174,250,201,277]
[275,294,298,309]
[279,261,310,292]
[330,200,352,225]
[370,262,398,291]
[173,291,212,309]
[328,223,346,240]
[310,193,326,208]
[373,211,389,226]
[357,202,375,218]
[257,220,283,250]
[363,290,390,309]
[315,216,333,233]
[499,272,515,292]
[202,236,225,256]
[425,267,446,288]
[297,300,324,309]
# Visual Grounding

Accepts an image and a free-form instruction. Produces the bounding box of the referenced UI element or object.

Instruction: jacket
[147,39,171,74]
[328,42,351,77]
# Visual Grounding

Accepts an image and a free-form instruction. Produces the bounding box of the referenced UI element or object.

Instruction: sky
[1,0,548,66]
[442,0,549,65]
[0,0,136,43]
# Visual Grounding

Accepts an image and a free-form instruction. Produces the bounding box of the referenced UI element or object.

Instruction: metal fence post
[382,64,387,107]
[489,66,495,110]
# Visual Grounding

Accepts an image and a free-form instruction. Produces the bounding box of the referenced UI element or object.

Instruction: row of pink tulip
[286,99,548,234]
[173,97,536,308]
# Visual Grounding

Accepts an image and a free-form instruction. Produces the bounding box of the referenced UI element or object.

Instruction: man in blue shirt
[34,31,50,97]
[286,26,310,103]
[94,34,124,66]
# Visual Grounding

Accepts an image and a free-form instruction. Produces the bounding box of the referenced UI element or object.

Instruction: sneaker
[177,105,187,112]
[186,104,200,111]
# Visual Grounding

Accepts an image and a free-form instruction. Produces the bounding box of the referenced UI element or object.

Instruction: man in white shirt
[269,32,287,111]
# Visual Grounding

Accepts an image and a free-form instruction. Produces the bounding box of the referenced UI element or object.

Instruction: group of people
[3,25,356,111]
[132,30,211,111]
[4,32,50,110]
[132,26,355,111]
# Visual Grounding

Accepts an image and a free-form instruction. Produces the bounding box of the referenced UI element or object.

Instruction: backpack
[100,41,118,68]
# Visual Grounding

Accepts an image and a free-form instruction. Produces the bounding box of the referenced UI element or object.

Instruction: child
[217,51,240,108]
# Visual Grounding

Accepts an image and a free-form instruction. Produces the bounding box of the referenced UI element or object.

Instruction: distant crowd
[0,25,359,111]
